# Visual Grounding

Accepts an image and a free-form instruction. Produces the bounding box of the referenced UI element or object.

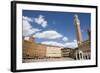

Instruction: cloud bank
[34,15,48,28]
[41,40,78,48]
[34,30,63,39]
[23,16,41,37]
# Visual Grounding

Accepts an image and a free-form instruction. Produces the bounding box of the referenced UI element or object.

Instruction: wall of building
[23,40,37,59]
[46,46,62,58]
[36,44,47,59]
[61,48,73,57]
[23,40,47,59]
[71,40,91,60]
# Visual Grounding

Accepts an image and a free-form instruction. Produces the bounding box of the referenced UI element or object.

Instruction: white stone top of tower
[74,14,80,25]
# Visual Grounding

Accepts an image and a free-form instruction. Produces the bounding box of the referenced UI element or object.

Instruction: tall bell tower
[74,14,83,47]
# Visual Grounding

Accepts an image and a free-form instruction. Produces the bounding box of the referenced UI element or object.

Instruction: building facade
[61,48,73,57]
[23,37,62,59]
[23,37,47,59]
[36,44,47,59]
[23,39,37,59]
[46,46,62,58]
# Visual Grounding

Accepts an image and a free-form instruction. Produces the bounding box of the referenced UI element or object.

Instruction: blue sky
[22,10,90,48]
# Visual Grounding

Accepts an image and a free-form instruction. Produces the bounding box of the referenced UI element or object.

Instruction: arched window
[80,53,82,59]
[86,56,87,59]
[77,53,80,60]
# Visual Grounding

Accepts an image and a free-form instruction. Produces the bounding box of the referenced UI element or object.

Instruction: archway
[80,53,82,59]
[75,50,83,60]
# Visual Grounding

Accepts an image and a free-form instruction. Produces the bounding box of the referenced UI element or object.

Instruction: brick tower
[74,14,83,47]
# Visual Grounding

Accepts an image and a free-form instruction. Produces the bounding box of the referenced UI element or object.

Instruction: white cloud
[23,16,33,22]
[62,37,68,41]
[34,30,63,39]
[23,16,41,37]
[64,41,78,48]
[74,39,77,42]
[34,15,48,28]
[41,39,78,48]
[41,41,64,47]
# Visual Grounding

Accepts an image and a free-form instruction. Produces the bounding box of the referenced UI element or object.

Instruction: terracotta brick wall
[23,40,37,59]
